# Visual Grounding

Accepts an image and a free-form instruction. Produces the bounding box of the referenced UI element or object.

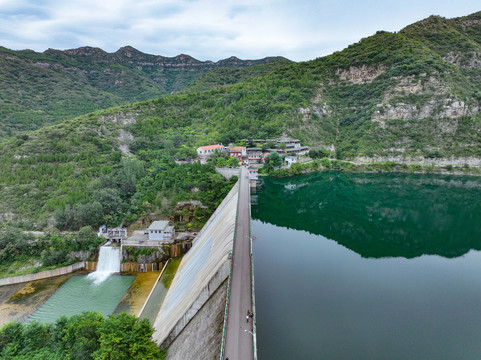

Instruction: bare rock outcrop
[443,51,481,68]
[387,75,448,97]
[335,64,386,84]
[372,99,477,127]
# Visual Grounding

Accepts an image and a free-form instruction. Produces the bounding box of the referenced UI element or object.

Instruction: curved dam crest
[153,181,239,347]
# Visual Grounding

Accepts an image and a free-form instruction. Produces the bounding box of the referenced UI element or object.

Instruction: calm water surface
[252,172,481,360]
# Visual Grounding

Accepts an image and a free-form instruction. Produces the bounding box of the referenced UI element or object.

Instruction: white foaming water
[88,245,121,284]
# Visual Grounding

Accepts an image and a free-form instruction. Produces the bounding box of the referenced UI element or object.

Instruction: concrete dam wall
[152,181,239,347]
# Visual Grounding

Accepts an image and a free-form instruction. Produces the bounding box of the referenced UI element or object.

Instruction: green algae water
[28,275,134,323]
[139,258,182,323]
[252,172,481,360]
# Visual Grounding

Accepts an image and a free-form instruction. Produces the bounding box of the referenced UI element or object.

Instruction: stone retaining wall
[0,262,85,287]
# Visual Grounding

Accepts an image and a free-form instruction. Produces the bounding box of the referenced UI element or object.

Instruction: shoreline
[263,158,481,178]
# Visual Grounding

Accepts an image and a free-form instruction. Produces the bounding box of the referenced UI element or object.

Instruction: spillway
[88,244,121,284]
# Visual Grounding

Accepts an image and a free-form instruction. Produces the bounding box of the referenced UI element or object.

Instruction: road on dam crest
[223,167,254,360]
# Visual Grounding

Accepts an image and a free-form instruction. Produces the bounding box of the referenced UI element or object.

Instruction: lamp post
[245,329,254,336]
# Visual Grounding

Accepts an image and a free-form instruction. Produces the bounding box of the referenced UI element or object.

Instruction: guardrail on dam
[152,180,239,348]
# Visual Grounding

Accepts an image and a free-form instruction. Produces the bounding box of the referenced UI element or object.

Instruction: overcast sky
[0,0,479,62]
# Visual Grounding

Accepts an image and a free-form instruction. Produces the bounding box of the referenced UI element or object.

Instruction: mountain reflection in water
[252,172,481,258]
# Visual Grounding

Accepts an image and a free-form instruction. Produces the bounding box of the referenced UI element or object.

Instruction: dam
[151,167,256,359]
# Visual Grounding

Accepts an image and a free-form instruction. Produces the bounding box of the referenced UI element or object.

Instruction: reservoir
[252,172,481,360]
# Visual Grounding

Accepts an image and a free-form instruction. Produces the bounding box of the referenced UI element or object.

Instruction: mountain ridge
[0,45,289,138]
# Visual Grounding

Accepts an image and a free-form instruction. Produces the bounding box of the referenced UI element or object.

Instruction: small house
[98,225,127,242]
[146,220,175,241]
[284,156,297,167]
[248,168,258,180]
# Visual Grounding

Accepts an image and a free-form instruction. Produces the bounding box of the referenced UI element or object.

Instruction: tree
[0,322,23,358]
[92,188,123,219]
[60,312,103,360]
[264,151,282,172]
[93,313,159,360]
[226,156,239,167]
[216,157,227,167]
[0,311,160,360]
[309,149,331,159]
[74,226,102,251]
[176,145,197,160]
[20,321,51,355]
[54,204,76,230]
[77,202,104,228]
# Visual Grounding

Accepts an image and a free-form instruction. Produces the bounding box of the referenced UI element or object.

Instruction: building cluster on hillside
[196,137,309,167]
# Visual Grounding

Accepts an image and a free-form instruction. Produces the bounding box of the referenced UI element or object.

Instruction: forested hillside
[1,11,481,230]
[0,46,286,138]
[182,58,292,93]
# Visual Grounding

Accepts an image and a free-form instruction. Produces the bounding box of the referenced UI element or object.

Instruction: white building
[284,156,298,167]
[98,225,127,242]
[248,168,258,180]
[196,144,227,160]
[146,220,175,241]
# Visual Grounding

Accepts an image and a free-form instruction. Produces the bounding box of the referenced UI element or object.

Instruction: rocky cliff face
[335,64,386,84]
[292,12,481,161]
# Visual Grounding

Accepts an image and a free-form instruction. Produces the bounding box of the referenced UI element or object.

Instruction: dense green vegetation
[0,226,102,278]
[0,46,284,138]
[1,11,481,231]
[263,152,283,172]
[0,311,160,360]
[182,58,292,93]
[0,132,236,229]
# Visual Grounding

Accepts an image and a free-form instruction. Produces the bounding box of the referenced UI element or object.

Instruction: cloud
[0,0,480,61]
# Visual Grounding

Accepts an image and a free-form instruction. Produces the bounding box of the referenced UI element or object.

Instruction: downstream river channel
[252,172,481,360]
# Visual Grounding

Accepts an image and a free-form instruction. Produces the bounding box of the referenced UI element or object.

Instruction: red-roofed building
[196,144,227,159]
[229,146,246,160]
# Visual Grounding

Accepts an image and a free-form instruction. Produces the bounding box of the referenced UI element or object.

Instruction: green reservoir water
[252,172,481,360]
[29,275,134,323]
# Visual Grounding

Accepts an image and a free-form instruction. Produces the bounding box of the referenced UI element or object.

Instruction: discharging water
[28,275,134,323]
[88,245,121,284]
[252,172,481,360]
